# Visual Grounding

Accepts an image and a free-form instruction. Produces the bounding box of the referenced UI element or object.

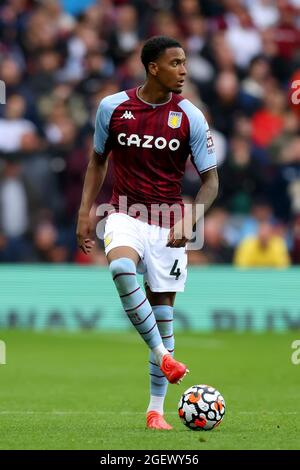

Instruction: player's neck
[138,82,171,105]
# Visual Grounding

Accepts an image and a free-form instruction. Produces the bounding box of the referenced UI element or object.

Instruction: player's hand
[166,219,192,248]
[76,213,95,254]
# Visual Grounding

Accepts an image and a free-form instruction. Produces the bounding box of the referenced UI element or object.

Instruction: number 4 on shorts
[170,259,181,280]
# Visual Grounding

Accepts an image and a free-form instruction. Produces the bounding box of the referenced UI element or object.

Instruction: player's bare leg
[145,288,189,430]
[107,246,140,265]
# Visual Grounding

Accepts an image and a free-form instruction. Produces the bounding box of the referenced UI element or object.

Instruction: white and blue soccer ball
[178,384,226,431]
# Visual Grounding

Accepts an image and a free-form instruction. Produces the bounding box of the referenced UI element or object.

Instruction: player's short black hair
[141,36,183,73]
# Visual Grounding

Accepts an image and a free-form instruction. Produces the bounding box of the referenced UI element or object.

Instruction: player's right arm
[76,97,112,254]
[77,91,130,253]
[167,100,218,247]
[76,150,109,254]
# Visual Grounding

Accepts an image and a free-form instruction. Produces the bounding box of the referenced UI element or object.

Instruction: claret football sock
[109,258,166,350]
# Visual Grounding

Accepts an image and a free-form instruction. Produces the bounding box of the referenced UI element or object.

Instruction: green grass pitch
[0,329,299,450]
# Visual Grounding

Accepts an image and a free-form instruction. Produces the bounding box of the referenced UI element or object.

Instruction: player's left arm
[167,167,219,248]
[192,167,219,219]
[167,104,218,248]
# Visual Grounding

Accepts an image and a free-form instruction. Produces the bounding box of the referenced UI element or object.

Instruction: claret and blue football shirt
[93,87,217,223]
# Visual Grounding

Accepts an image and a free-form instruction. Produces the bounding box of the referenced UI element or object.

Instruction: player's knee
[109,257,137,279]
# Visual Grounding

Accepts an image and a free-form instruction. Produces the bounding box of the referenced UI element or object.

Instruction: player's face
[154,47,187,94]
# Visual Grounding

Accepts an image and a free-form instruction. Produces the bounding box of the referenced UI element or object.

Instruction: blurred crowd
[0,0,300,267]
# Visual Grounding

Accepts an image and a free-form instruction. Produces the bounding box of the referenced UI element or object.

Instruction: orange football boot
[160,354,189,384]
[146,411,173,430]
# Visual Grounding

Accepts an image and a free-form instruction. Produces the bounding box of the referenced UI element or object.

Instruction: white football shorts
[103,212,187,292]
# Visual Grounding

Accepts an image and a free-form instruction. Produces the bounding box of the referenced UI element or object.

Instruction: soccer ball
[178,384,225,431]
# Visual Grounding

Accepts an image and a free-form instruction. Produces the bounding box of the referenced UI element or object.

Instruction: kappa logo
[130,312,142,323]
[168,111,182,129]
[121,110,136,120]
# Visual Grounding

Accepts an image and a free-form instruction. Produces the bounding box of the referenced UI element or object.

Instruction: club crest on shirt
[168,111,182,129]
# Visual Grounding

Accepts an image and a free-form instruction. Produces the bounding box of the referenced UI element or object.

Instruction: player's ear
[148,62,158,76]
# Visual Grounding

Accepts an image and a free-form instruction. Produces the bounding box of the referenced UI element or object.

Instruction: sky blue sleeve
[93,99,111,156]
[179,99,217,174]
[93,91,129,156]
